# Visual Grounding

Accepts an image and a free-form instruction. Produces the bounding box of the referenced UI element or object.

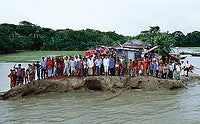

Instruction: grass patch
[0,51,85,62]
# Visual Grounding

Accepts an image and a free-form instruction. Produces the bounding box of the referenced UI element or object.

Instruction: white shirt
[185,62,190,68]
[176,65,181,72]
[103,58,109,67]
[87,59,94,68]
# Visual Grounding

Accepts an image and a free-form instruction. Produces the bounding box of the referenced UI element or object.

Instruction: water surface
[0,54,200,123]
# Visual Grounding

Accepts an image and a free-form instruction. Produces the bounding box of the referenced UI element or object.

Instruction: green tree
[185,31,200,47]
[101,35,114,46]
[136,26,176,53]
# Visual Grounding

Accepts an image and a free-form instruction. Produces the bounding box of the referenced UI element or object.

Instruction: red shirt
[46,60,53,70]
[143,62,148,69]
[138,61,141,70]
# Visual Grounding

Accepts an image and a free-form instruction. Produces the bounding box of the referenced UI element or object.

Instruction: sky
[0,0,200,36]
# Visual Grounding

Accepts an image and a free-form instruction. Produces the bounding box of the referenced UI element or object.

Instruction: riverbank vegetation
[0,21,200,54]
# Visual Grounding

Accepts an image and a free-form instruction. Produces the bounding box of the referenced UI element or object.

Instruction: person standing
[109,56,115,76]
[51,57,56,77]
[41,57,46,79]
[14,64,23,85]
[163,64,169,79]
[26,64,35,82]
[60,56,64,76]
[103,56,110,76]
[129,59,133,77]
[52,57,57,77]
[175,63,181,80]
[185,60,190,77]
[87,57,94,76]
[152,59,158,77]
[77,57,84,77]
[168,62,173,79]
[69,57,77,76]
[95,56,102,76]
[158,63,163,78]
[46,57,53,78]
[75,55,80,75]
[8,69,16,88]
[143,60,148,76]
[121,57,127,76]
[64,56,70,76]
[83,58,88,77]
[180,61,185,76]
[35,61,41,80]
[115,58,121,76]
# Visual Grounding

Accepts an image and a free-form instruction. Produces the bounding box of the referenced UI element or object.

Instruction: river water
[0,55,200,124]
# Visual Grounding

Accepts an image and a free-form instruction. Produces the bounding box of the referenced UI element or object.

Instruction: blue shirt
[153,63,157,71]
[70,60,76,68]
[95,59,102,67]
[41,60,46,69]
[109,59,115,68]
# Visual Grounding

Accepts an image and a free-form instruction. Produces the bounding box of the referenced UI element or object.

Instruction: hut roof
[122,40,151,49]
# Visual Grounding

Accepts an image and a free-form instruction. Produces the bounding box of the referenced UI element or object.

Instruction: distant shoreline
[0,47,200,62]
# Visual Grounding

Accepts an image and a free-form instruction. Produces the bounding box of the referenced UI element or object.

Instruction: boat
[180,55,187,59]
[191,52,200,57]
[169,53,187,60]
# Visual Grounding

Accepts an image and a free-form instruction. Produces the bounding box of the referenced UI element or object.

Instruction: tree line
[0,21,199,53]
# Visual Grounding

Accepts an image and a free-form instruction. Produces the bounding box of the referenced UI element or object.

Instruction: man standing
[175,63,181,80]
[34,61,41,80]
[109,56,115,76]
[185,60,190,77]
[69,57,77,76]
[64,56,70,76]
[103,56,110,76]
[41,57,46,79]
[87,56,94,76]
[95,56,102,76]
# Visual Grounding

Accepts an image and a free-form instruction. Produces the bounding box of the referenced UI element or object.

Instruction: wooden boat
[169,53,187,60]
[191,52,200,57]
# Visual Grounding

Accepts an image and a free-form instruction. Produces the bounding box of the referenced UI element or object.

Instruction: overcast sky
[1,0,199,36]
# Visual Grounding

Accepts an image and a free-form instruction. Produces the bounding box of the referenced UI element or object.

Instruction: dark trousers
[37,68,40,79]
[186,68,189,76]
[168,71,173,79]
[110,68,115,76]
[83,68,88,77]
[41,68,46,79]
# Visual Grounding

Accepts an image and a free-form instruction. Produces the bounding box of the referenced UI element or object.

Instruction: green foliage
[0,21,200,54]
[0,21,127,53]
[136,26,176,53]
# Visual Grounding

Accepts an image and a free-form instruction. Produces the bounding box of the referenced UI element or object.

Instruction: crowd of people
[8,53,193,89]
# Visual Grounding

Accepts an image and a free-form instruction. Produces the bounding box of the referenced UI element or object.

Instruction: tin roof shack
[116,48,136,60]
[116,40,151,60]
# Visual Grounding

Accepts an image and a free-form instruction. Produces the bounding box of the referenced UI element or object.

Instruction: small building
[116,40,151,60]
